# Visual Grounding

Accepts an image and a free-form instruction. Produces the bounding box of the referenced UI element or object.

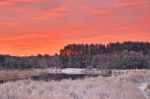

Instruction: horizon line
[0,40,149,57]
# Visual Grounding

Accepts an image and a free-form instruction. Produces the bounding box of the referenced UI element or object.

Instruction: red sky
[0,0,150,56]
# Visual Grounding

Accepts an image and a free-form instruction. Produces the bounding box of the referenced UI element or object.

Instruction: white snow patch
[137,82,150,99]
[61,68,86,74]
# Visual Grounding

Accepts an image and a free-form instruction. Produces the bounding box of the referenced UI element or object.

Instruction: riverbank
[0,72,150,99]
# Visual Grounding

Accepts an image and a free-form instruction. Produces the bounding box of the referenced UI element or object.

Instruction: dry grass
[0,69,46,81]
[0,72,150,99]
[147,84,150,89]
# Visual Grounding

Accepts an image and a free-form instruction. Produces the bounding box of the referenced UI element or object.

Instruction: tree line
[60,41,150,56]
[0,41,150,70]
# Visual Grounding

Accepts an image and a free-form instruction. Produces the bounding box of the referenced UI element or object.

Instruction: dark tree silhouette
[0,41,150,70]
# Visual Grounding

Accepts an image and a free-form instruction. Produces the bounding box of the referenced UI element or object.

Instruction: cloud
[34,6,69,20]
[0,0,35,7]
[0,0,69,21]
[80,3,110,15]
[0,0,63,12]
[114,0,146,7]
[0,22,20,26]
[0,0,149,55]
[0,33,66,55]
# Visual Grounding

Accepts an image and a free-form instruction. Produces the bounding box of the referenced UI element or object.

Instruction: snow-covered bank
[138,83,148,99]
[137,83,150,99]
[0,72,150,99]
[47,68,150,75]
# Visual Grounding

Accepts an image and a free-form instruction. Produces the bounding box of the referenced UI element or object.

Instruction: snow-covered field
[46,68,149,75]
[0,68,149,81]
[0,72,150,99]
[138,83,149,99]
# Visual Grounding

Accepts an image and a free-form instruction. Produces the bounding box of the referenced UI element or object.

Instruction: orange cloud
[80,3,110,15]
[114,0,145,7]
[89,8,110,15]
[0,0,149,56]
[0,0,37,7]
[0,33,66,56]
[35,7,69,20]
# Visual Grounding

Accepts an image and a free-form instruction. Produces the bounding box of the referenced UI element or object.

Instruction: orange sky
[0,0,150,56]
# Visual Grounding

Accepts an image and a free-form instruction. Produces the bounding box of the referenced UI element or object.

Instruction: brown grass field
[0,69,46,81]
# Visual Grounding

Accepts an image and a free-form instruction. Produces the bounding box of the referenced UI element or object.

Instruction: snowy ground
[61,68,86,74]
[137,83,150,99]
[46,68,149,75]
[0,72,150,99]
[0,68,149,81]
